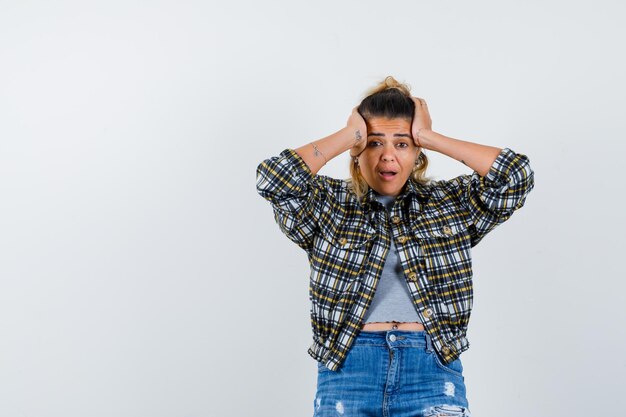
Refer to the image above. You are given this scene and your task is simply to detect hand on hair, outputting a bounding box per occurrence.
[411,97,432,148]
[347,106,368,157]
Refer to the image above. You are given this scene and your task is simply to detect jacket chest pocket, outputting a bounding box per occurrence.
[411,211,473,285]
[310,215,376,289]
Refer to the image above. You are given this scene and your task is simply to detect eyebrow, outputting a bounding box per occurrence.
[368,132,412,138]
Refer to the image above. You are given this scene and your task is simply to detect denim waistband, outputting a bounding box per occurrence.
[353,329,432,350]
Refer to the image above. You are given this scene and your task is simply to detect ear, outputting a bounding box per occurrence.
[414,149,423,165]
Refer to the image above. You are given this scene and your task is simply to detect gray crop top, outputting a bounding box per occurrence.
[362,194,422,324]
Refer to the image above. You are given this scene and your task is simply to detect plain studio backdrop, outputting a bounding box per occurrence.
[1,1,624,416]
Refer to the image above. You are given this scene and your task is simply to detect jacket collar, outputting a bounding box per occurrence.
[361,178,432,211]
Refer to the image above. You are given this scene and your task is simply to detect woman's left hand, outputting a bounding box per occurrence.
[411,96,432,148]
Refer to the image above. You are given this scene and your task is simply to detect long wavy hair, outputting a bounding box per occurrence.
[349,76,431,198]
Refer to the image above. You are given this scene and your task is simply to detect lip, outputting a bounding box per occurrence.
[378,169,398,181]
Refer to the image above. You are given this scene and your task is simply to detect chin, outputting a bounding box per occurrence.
[375,185,401,197]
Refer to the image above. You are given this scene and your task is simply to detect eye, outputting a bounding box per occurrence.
[368,140,382,147]
[396,142,409,148]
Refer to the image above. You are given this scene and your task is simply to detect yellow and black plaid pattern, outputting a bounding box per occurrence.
[256,147,535,371]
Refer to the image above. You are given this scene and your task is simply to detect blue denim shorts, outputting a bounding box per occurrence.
[313,330,472,417]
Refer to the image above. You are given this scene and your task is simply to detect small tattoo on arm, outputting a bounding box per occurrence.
[310,142,328,164]
[355,130,362,142]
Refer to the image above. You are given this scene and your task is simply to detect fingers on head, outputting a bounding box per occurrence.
[412,96,427,106]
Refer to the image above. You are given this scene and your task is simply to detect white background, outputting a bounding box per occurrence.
[1,1,625,416]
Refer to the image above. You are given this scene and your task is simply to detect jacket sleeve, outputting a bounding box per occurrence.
[440,147,535,247]
[256,148,326,252]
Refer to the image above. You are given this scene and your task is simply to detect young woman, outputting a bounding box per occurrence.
[256,76,535,417]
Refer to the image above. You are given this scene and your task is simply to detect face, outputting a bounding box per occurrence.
[357,117,420,197]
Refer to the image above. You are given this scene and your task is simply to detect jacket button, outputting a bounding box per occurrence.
[443,225,453,235]
[423,308,433,318]
[407,272,417,281]
[397,236,408,244]
[442,346,451,355]
[392,216,401,224]
[338,237,348,246]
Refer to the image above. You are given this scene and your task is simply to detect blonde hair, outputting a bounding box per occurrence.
[362,75,412,99]
[348,76,432,198]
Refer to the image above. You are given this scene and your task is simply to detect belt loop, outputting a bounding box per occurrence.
[425,332,433,352]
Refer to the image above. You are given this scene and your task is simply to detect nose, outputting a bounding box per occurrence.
[381,145,395,162]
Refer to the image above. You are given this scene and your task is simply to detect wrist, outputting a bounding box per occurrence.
[416,128,433,149]
[341,125,365,152]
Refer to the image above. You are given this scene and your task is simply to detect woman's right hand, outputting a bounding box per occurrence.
[347,106,367,157]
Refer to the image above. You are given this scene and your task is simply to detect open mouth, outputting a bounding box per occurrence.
[378,170,398,180]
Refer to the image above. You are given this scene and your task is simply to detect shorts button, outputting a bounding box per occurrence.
[389,334,397,342]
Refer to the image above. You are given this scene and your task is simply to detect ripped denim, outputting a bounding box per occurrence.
[313,330,471,417]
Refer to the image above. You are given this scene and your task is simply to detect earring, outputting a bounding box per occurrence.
[414,154,423,170]
[354,157,359,165]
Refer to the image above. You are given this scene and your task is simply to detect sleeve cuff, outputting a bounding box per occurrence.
[482,147,523,185]
[282,148,314,182]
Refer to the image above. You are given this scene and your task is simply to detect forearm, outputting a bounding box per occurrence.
[294,126,361,175]
[418,129,502,177]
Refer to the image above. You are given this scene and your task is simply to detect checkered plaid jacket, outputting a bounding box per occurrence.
[256,147,535,371]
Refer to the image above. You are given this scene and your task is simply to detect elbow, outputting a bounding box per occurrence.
[256,159,276,197]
